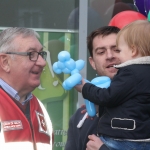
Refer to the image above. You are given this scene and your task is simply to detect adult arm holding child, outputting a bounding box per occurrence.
[86,135,109,150]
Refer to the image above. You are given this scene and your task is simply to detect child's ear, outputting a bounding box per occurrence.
[131,45,138,57]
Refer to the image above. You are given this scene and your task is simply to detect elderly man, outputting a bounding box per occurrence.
[0,27,53,150]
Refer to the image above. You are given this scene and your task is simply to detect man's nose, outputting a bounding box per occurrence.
[36,55,46,67]
[106,49,114,59]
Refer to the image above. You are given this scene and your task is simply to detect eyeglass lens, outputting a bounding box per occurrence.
[29,51,47,61]
[40,51,47,60]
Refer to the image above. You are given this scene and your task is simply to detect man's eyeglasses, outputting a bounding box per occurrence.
[5,51,47,61]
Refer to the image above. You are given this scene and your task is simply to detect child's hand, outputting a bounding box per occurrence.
[74,78,86,92]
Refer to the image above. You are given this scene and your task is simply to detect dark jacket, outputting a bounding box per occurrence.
[82,57,150,140]
[65,107,109,150]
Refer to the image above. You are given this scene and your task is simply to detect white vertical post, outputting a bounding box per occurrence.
[78,0,88,106]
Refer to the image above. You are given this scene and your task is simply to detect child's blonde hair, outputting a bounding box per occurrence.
[116,20,150,56]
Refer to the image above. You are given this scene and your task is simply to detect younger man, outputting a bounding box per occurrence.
[65,26,120,150]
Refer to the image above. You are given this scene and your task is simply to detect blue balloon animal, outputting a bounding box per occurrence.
[52,51,111,117]
[84,76,111,117]
[52,51,85,90]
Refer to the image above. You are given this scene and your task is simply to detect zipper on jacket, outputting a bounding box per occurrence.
[25,102,37,150]
[28,120,37,150]
[96,107,106,137]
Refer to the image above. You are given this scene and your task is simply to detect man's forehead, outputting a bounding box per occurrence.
[93,34,117,49]
[13,41,42,54]
[94,33,116,42]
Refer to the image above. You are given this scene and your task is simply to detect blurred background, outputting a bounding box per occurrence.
[0,0,148,149]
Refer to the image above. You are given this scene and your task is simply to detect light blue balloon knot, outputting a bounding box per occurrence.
[52,51,111,117]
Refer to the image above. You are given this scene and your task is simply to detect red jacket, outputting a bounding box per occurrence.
[0,88,52,150]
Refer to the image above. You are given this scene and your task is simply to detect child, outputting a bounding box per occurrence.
[75,20,150,150]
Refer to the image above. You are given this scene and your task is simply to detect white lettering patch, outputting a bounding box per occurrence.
[35,111,49,136]
[2,120,23,131]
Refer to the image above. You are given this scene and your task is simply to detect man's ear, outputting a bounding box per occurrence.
[89,57,96,70]
[0,54,10,72]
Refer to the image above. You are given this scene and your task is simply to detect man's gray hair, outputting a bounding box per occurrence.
[0,27,40,53]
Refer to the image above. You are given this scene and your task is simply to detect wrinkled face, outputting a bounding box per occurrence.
[9,35,46,93]
[116,36,136,63]
[89,34,121,79]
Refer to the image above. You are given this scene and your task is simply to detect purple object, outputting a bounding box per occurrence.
[144,0,150,15]
[134,0,147,16]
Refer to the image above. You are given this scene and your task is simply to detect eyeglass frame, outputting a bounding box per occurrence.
[5,51,47,61]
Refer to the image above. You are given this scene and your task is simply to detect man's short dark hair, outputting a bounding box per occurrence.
[87,26,120,57]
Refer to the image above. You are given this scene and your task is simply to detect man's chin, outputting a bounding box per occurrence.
[108,72,117,79]
[31,81,41,89]
[106,68,118,79]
